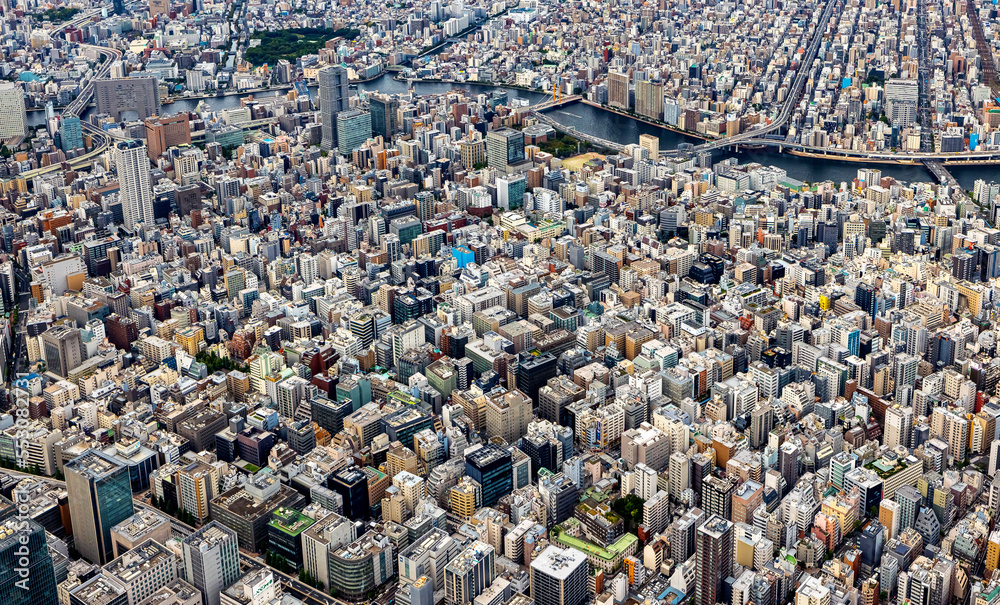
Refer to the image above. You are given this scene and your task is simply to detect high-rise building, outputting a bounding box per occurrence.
[41,325,83,378]
[369,94,399,139]
[145,114,192,160]
[336,110,372,155]
[486,129,525,172]
[0,82,28,140]
[65,449,136,564]
[328,465,369,520]
[894,485,921,530]
[181,522,240,605]
[702,476,736,520]
[829,452,856,490]
[465,445,512,507]
[0,517,57,605]
[318,66,349,150]
[95,78,160,121]
[607,71,629,109]
[515,351,557,404]
[879,500,900,540]
[695,515,733,605]
[885,405,914,449]
[796,576,831,605]
[60,116,84,152]
[529,545,587,605]
[779,441,801,492]
[113,140,154,231]
[443,541,495,605]
[639,134,659,160]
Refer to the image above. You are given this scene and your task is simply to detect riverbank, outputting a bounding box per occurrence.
[579,100,709,142]
[783,148,1000,165]
[391,76,546,97]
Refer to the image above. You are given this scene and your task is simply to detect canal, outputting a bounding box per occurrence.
[29,73,984,190]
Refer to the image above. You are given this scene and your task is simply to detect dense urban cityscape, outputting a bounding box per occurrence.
[1,5,1000,605]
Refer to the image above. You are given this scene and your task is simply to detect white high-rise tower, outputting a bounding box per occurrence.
[113,140,154,231]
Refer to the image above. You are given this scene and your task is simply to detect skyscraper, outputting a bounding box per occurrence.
[65,449,135,564]
[529,545,587,605]
[113,140,154,231]
[336,109,372,155]
[370,94,399,139]
[0,517,57,605]
[0,82,27,140]
[695,515,733,605]
[181,522,240,605]
[318,65,349,151]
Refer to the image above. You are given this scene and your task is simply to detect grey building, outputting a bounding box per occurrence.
[318,66,349,151]
[65,449,135,565]
[529,545,587,605]
[180,522,240,605]
[95,77,161,121]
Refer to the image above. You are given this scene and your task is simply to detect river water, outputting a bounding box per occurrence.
[30,73,983,189]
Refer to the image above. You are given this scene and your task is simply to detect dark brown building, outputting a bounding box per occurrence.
[145,114,192,160]
[106,313,139,351]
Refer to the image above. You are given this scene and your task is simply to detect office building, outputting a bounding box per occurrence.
[465,445,512,507]
[181,522,240,605]
[370,94,399,139]
[0,82,27,140]
[65,449,136,565]
[149,0,168,15]
[42,325,84,378]
[103,539,177,605]
[69,575,128,605]
[267,507,315,572]
[486,129,525,172]
[113,140,154,231]
[318,66,349,150]
[529,545,587,605]
[444,541,495,605]
[146,115,192,160]
[60,116,84,152]
[0,517,57,605]
[336,110,371,155]
[95,77,160,121]
[328,465,369,520]
[209,474,301,552]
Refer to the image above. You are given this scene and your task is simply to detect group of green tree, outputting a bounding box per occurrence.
[0,456,62,479]
[196,350,249,374]
[538,134,588,158]
[265,550,293,573]
[245,28,361,65]
[40,7,80,20]
[151,494,201,526]
[611,494,644,534]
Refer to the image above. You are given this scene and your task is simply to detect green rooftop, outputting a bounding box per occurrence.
[268,507,315,536]
[552,526,638,562]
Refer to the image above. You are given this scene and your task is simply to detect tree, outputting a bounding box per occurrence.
[0,145,10,158]
[611,494,645,534]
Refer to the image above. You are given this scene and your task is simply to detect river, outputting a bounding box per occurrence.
[29,73,983,189]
